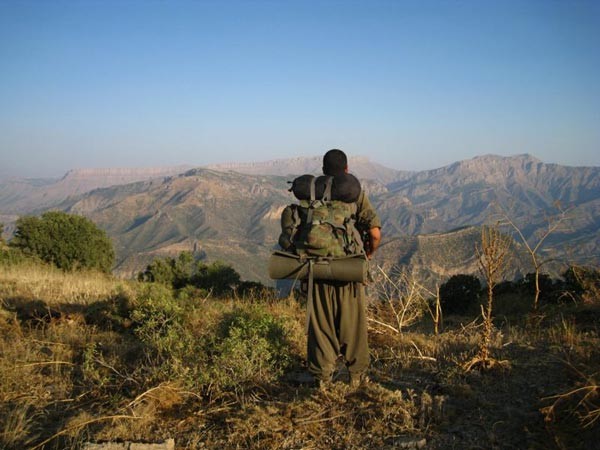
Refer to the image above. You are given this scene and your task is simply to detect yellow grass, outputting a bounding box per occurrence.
[0,262,129,305]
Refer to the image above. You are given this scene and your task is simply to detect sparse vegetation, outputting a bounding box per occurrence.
[1,255,598,449]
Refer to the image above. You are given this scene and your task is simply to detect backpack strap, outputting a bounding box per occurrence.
[306,176,317,227]
[322,176,333,201]
[305,258,315,333]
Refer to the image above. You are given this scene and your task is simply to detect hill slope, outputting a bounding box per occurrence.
[63,169,291,281]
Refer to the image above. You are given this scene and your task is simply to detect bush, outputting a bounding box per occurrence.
[563,266,600,302]
[517,273,564,304]
[129,284,199,385]
[493,280,517,295]
[211,307,295,387]
[440,274,481,314]
[138,253,242,297]
[193,261,240,296]
[129,287,297,389]
[9,211,114,272]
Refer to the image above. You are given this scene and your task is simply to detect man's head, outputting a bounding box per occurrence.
[323,149,348,176]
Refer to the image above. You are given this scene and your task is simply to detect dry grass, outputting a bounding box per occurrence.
[1,261,599,449]
[0,262,126,305]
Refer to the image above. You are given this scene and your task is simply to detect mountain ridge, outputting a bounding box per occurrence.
[2,154,599,284]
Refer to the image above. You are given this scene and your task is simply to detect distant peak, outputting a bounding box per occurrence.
[60,165,193,180]
[470,153,542,163]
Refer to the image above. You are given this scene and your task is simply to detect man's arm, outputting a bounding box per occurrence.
[366,227,381,259]
[355,190,382,258]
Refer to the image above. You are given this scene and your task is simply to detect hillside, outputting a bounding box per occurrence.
[374,226,536,289]
[374,154,600,263]
[63,168,291,281]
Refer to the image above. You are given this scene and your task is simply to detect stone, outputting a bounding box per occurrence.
[83,440,175,450]
[393,436,427,449]
[130,439,175,450]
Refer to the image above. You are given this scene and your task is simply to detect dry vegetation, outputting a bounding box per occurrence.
[1,260,599,450]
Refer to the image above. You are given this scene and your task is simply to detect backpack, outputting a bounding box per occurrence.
[278,175,365,258]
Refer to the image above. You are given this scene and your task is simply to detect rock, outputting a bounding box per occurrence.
[83,440,174,450]
[83,444,127,450]
[393,436,427,449]
[130,439,175,450]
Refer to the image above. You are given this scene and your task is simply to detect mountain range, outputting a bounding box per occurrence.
[1,154,598,285]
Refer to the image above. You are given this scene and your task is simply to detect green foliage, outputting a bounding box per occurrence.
[128,284,296,389]
[138,252,244,298]
[138,257,175,285]
[9,211,114,272]
[129,283,200,385]
[138,252,194,288]
[130,284,189,356]
[440,274,481,314]
[235,280,273,300]
[193,261,240,296]
[211,307,295,387]
[0,246,31,266]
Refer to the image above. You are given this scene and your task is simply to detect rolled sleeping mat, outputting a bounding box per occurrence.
[268,251,368,283]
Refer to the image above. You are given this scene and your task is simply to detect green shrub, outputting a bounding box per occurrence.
[210,307,295,387]
[9,211,114,272]
[440,274,481,314]
[193,261,240,297]
[129,284,200,385]
[138,253,243,298]
[138,251,195,288]
[128,285,298,390]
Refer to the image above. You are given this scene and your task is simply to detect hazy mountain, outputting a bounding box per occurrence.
[3,154,598,284]
[0,165,194,214]
[46,154,598,285]
[207,155,410,185]
[374,154,600,264]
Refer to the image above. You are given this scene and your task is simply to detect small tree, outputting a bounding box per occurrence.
[138,257,177,286]
[10,211,114,272]
[499,203,571,311]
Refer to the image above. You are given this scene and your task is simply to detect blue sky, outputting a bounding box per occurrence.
[0,0,598,177]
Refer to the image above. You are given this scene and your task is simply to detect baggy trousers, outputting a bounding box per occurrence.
[307,280,369,380]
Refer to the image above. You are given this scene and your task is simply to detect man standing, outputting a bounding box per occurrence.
[307,149,381,387]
